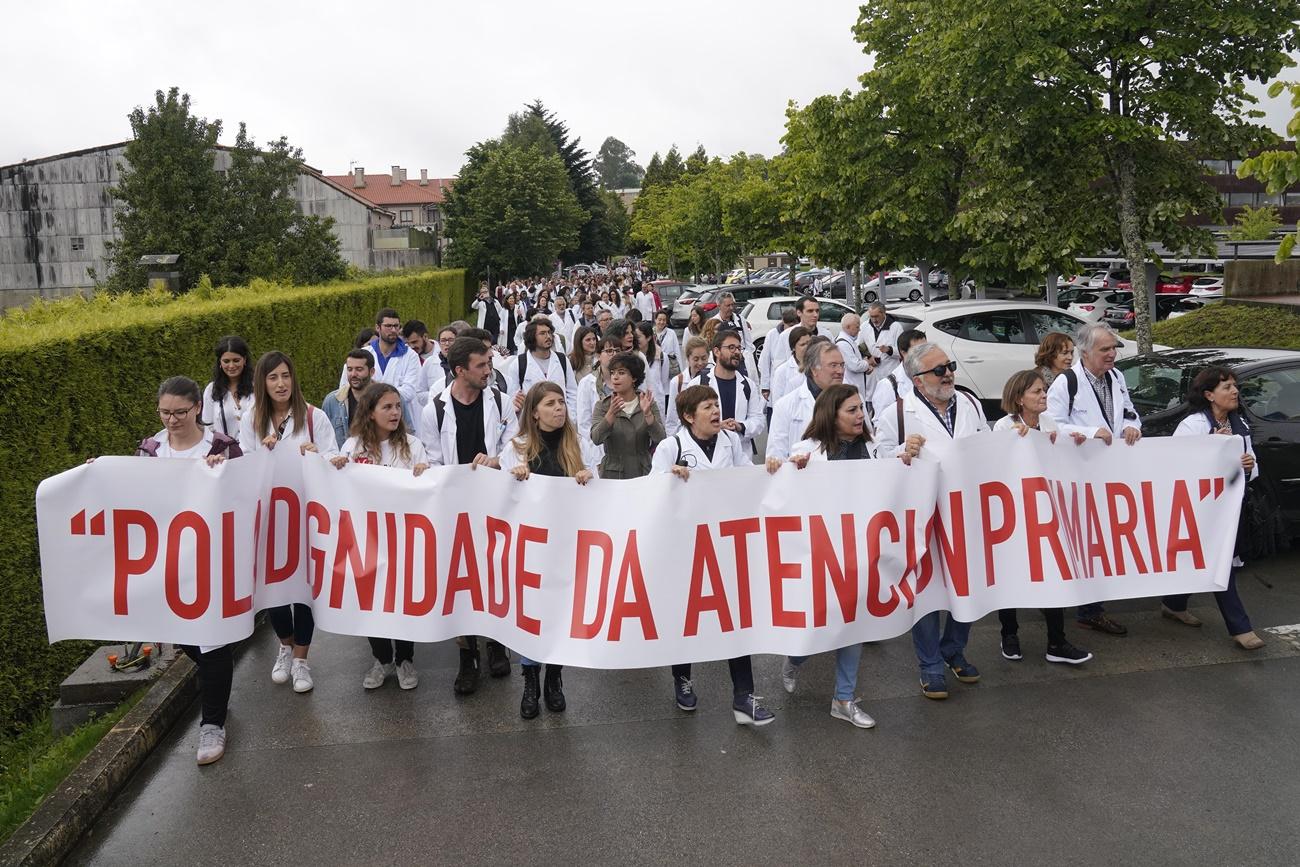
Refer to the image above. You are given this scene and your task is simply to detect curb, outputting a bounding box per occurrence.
[0,654,198,866]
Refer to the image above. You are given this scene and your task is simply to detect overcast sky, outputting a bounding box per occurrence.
[2,0,1295,176]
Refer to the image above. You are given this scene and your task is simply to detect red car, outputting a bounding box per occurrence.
[1112,273,1191,294]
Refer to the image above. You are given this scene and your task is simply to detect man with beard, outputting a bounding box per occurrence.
[322,349,374,448]
[686,328,765,454]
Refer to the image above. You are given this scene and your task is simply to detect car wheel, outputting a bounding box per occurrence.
[864,291,877,303]
[908,289,921,302]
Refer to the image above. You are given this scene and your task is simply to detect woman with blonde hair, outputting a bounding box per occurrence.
[501,381,594,718]
[330,382,430,690]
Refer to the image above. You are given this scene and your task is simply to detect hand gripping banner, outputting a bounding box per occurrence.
[37,432,1244,667]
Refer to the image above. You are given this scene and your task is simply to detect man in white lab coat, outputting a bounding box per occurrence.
[340,307,422,433]
[766,341,845,461]
[507,318,579,411]
[835,313,872,403]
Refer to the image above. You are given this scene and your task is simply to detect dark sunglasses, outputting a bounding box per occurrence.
[923,361,958,377]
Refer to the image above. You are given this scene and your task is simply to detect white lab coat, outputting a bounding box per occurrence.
[864,319,905,385]
[238,405,339,457]
[507,350,579,410]
[766,382,818,461]
[575,372,608,469]
[664,367,704,436]
[472,296,505,332]
[759,323,833,391]
[650,428,748,473]
[1174,412,1259,481]
[788,437,876,463]
[835,333,872,402]
[339,434,428,469]
[655,327,681,373]
[769,357,803,406]
[1045,361,1141,440]
[419,386,518,466]
[634,290,659,320]
[201,382,255,440]
[873,390,988,461]
[869,371,914,422]
[686,366,766,445]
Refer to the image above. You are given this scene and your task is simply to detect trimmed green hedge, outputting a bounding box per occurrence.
[0,270,469,738]
[1150,299,1300,349]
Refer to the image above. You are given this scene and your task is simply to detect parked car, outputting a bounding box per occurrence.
[743,295,857,354]
[666,284,705,328]
[794,268,833,291]
[1068,290,1133,323]
[1165,297,1213,320]
[1190,276,1225,298]
[1102,294,1195,329]
[1087,270,1110,288]
[861,273,928,303]
[689,284,786,323]
[1053,285,1088,309]
[649,280,692,310]
[887,300,1140,414]
[1117,347,1300,534]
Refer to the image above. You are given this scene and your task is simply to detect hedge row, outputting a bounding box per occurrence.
[0,270,470,738]
[1150,299,1300,349]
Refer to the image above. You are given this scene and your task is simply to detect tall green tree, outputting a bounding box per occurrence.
[444,139,585,279]
[1239,82,1300,258]
[593,137,645,189]
[856,0,1300,351]
[106,88,224,292]
[106,87,346,292]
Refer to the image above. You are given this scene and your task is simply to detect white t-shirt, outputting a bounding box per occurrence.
[339,434,427,469]
[151,428,215,459]
[992,413,1058,434]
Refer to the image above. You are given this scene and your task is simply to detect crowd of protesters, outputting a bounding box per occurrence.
[103,272,1266,765]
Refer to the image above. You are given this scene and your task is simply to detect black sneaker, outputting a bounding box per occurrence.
[1046,642,1093,665]
[486,641,511,678]
[453,647,480,696]
[674,675,697,711]
[1001,635,1023,661]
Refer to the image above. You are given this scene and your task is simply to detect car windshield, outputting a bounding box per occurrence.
[1117,350,1256,415]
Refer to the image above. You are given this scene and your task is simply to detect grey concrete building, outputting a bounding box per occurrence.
[0,143,437,309]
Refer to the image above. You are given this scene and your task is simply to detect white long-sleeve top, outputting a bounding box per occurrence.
[339,433,428,469]
[1174,411,1259,481]
[238,405,339,457]
[506,350,579,410]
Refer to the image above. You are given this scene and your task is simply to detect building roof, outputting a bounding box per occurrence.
[324,173,454,206]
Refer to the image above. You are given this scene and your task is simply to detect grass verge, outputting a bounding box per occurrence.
[1150,300,1300,349]
[0,689,143,844]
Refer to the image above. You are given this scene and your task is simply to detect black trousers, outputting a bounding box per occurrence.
[368,638,414,665]
[180,644,233,728]
[998,608,1066,647]
[671,657,754,696]
[269,603,314,646]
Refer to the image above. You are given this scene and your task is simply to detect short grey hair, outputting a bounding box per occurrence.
[841,313,860,329]
[803,338,839,373]
[719,291,736,304]
[1075,322,1118,353]
[904,342,944,378]
[867,301,886,314]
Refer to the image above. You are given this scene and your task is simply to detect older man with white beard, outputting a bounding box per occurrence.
[874,342,988,701]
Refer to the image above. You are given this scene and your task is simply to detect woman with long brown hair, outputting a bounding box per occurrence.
[569,325,600,381]
[500,381,594,719]
[765,383,877,728]
[330,382,431,690]
[239,350,338,694]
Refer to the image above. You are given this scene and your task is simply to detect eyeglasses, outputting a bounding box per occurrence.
[158,407,195,421]
[922,361,958,377]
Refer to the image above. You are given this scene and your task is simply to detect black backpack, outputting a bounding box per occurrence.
[517,351,568,392]
[433,387,504,433]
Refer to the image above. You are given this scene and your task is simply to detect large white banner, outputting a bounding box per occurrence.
[38,432,1244,666]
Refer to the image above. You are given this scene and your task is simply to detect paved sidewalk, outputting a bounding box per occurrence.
[69,558,1300,866]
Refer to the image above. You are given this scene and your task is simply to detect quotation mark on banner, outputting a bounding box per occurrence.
[1198,478,1226,501]
[70,510,107,536]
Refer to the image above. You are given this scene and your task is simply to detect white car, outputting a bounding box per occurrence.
[742,295,855,352]
[884,300,1141,410]
[861,273,928,303]
[1067,290,1133,323]
[1086,270,1110,289]
[1189,277,1224,298]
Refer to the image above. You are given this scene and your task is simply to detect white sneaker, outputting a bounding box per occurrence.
[271,645,293,684]
[396,660,418,690]
[291,659,314,693]
[781,658,800,694]
[830,698,876,729]
[363,660,393,690]
[196,724,226,765]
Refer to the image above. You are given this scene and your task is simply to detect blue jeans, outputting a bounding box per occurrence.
[911,611,971,677]
[1162,568,1252,636]
[789,643,864,701]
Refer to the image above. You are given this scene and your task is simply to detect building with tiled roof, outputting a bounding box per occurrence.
[324,167,455,231]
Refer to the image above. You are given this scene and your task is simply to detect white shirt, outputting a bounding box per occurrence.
[201,382,255,439]
[646,350,670,401]
[650,429,748,473]
[655,328,681,373]
[770,357,803,406]
[664,368,703,436]
[339,434,428,469]
[873,390,988,461]
[834,333,872,402]
[238,405,339,457]
[151,428,217,459]
[635,290,659,320]
[508,350,579,409]
[759,322,832,390]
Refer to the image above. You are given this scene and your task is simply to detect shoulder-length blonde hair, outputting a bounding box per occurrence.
[252,351,308,439]
[349,382,412,464]
[511,381,585,476]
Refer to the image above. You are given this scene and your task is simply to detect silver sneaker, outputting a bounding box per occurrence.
[830,698,876,729]
[363,660,394,689]
[291,659,314,693]
[270,645,293,684]
[781,658,800,694]
[396,660,418,690]
[196,724,226,765]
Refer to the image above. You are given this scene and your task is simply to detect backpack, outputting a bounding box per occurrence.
[1063,368,1079,415]
[697,369,752,403]
[433,388,504,433]
[894,391,979,440]
[518,351,568,393]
